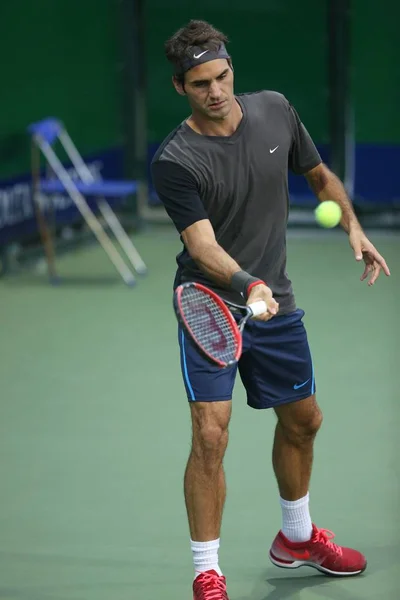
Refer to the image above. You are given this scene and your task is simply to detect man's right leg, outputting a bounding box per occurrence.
[186,401,231,600]
[178,327,237,598]
[185,399,232,542]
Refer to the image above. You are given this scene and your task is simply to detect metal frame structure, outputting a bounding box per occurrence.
[30,120,147,286]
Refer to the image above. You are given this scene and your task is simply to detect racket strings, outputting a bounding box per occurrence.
[180,287,238,364]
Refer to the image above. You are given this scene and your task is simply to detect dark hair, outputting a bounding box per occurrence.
[165,19,229,83]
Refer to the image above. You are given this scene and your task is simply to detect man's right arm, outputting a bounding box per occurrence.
[182,219,279,319]
[151,160,278,318]
[181,218,241,287]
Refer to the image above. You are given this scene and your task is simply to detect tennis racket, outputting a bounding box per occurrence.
[173,282,267,368]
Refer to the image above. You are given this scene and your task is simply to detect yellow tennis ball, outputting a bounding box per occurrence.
[314,201,342,228]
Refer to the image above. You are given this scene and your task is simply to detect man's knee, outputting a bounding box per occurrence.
[276,396,323,446]
[195,424,229,455]
[190,401,231,459]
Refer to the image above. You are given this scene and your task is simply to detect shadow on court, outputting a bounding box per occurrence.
[233,572,352,600]
[260,573,363,600]
[235,542,400,600]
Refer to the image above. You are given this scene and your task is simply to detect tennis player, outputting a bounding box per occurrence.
[151,19,390,600]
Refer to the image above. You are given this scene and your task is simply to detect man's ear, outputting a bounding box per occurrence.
[172,75,186,96]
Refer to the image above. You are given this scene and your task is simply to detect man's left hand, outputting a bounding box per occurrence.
[348,227,391,286]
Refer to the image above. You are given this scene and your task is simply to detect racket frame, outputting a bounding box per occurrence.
[174,282,243,368]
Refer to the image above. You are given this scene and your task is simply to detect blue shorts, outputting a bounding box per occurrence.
[178,308,315,410]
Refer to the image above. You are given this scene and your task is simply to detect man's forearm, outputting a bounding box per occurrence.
[189,241,266,299]
[189,241,242,288]
[181,220,264,295]
[307,165,361,234]
[318,172,360,234]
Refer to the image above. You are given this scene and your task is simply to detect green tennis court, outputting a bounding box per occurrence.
[0,228,398,599]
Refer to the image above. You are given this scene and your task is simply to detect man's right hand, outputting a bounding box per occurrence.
[246,284,279,322]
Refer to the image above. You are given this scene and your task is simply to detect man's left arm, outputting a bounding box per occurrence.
[305,163,391,286]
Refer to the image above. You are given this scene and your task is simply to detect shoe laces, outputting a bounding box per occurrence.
[313,527,343,556]
[195,571,227,599]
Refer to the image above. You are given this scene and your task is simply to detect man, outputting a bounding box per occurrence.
[151,19,390,600]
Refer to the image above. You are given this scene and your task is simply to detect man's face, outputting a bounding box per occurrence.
[175,59,234,121]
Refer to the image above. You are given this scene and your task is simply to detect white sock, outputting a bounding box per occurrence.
[280,492,313,542]
[191,538,222,578]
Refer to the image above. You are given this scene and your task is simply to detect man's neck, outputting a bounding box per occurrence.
[187,99,242,137]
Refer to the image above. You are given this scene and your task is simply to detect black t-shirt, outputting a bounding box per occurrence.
[151,90,321,314]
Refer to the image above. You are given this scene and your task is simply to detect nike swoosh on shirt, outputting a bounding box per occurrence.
[270,145,279,153]
[193,50,209,59]
[293,378,311,390]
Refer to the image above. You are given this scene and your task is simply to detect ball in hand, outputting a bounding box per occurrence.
[314,201,342,228]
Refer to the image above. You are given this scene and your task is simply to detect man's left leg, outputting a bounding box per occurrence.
[273,394,321,540]
[273,394,321,502]
[270,393,367,575]
[238,310,367,576]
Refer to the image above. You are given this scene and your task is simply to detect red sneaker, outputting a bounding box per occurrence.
[193,570,229,600]
[269,524,367,576]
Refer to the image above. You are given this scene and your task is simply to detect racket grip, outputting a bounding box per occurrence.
[248,300,267,317]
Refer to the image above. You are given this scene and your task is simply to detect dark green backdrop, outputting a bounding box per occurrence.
[145,0,328,145]
[0,0,398,181]
[0,0,122,180]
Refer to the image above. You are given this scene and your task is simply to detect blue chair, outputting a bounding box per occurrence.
[28,118,147,285]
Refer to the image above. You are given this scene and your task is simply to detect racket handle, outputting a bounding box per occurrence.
[248,300,267,317]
